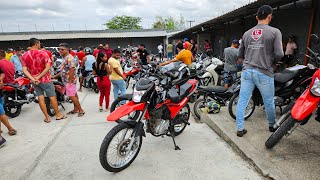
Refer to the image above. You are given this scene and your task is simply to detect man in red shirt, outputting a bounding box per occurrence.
[0,51,15,84]
[99,43,113,59]
[69,48,76,57]
[22,38,66,123]
[76,47,86,66]
[93,46,99,58]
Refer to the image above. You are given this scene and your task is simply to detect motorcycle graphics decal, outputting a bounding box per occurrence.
[251,29,263,41]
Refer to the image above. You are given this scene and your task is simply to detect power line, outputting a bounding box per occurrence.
[186,20,195,28]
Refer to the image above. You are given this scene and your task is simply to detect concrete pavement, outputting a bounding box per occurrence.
[202,105,320,180]
[0,84,262,180]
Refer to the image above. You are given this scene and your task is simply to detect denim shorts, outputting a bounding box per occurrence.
[223,71,237,85]
[0,97,4,115]
[33,82,56,97]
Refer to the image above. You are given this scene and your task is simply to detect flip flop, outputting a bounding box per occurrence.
[56,115,67,121]
[78,112,85,117]
[44,119,51,123]
[67,110,78,115]
[8,129,17,136]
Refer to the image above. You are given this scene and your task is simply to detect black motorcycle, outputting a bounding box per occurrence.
[228,66,315,120]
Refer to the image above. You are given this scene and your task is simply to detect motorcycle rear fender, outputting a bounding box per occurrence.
[107,101,146,121]
[291,89,320,121]
[2,86,15,92]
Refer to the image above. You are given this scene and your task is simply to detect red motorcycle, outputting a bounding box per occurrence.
[123,60,140,89]
[45,79,67,116]
[265,34,320,149]
[99,65,198,172]
[3,77,36,118]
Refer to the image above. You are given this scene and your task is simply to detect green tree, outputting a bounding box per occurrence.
[152,16,184,30]
[105,15,142,29]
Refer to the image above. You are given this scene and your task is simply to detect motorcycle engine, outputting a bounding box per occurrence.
[149,106,170,135]
[26,93,35,102]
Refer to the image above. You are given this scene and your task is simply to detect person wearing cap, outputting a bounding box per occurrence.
[236,5,284,137]
[5,48,14,61]
[183,38,192,51]
[223,40,240,89]
[10,47,23,74]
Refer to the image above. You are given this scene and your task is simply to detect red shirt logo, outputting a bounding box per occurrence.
[251,29,263,41]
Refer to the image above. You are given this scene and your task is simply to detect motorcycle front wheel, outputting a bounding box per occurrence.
[265,115,296,149]
[4,94,22,118]
[99,123,142,172]
[228,91,255,120]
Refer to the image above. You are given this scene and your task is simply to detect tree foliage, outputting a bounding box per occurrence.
[105,15,142,30]
[152,15,185,30]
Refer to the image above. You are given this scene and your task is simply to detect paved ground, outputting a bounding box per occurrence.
[0,84,262,180]
[202,105,320,180]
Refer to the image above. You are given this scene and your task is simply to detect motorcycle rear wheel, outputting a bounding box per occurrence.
[99,123,142,172]
[45,97,56,117]
[265,115,296,149]
[4,94,22,118]
[193,98,206,120]
[228,91,255,120]
[173,103,190,136]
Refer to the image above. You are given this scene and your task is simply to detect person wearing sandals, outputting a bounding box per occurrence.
[59,43,85,117]
[22,38,67,123]
[93,52,112,112]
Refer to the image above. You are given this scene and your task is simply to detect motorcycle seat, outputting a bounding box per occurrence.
[198,86,227,93]
[274,69,299,83]
[52,80,65,86]
[168,83,193,103]
[136,78,155,91]
[4,83,20,89]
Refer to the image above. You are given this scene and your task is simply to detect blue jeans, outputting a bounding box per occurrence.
[236,69,275,131]
[0,97,4,115]
[167,52,173,60]
[111,80,126,101]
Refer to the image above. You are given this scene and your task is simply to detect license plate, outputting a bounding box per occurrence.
[94,77,97,82]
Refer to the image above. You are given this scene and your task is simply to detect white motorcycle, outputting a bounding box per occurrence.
[200,57,224,86]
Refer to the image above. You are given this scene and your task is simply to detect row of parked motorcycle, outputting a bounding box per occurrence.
[98,34,320,173]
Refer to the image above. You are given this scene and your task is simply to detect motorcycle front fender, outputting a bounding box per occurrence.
[107,101,146,121]
[201,72,212,78]
[291,89,320,121]
[118,120,146,137]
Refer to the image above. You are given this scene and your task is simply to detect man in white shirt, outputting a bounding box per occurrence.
[157,43,164,62]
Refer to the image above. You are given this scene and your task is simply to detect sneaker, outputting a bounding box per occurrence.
[269,126,278,132]
[0,137,6,148]
[237,129,247,137]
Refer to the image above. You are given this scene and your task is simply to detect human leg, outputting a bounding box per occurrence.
[111,80,120,100]
[236,69,255,132]
[253,69,276,128]
[0,97,16,134]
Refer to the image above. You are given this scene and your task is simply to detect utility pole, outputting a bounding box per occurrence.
[186,20,195,28]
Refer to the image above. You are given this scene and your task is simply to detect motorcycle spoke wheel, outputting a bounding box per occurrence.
[229,91,255,120]
[99,123,142,172]
[173,104,190,136]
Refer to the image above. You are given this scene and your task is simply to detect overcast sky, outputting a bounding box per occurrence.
[1,0,254,32]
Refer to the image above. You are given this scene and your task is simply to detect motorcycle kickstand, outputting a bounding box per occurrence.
[170,133,181,150]
[60,102,66,111]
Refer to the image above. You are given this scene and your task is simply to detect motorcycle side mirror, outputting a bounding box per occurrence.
[311,34,319,45]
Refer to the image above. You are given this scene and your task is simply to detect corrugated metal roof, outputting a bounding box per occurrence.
[171,0,309,38]
[0,29,169,41]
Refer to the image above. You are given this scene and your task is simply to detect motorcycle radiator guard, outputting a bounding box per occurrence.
[291,89,320,121]
[107,101,146,121]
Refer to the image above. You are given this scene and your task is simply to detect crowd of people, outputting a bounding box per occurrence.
[0,5,301,148]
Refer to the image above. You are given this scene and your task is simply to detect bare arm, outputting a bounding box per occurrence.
[35,63,51,81]
[22,67,37,84]
[105,64,112,75]
[114,68,126,80]
[68,67,75,83]
[159,58,178,66]
[81,57,87,68]
[147,55,151,64]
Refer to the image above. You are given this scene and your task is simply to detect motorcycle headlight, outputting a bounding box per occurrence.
[311,77,320,96]
[133,88,146,103]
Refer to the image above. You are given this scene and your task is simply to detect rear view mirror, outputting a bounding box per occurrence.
[311,34,319,45]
